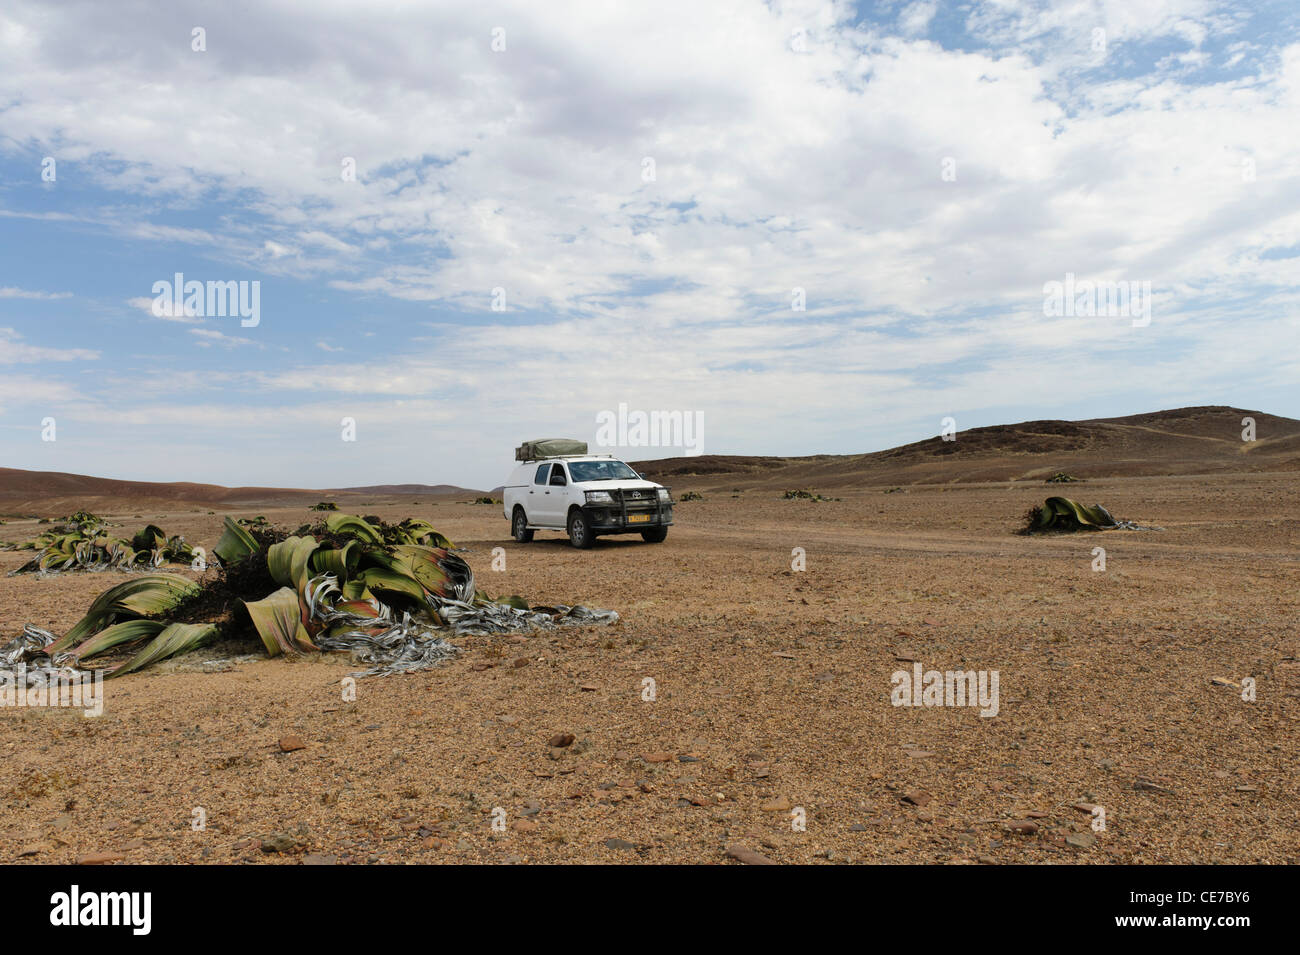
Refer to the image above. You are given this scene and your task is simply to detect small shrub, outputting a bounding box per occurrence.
[782,489,839,502]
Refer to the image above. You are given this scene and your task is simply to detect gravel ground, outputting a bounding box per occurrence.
[1,472,1296,864]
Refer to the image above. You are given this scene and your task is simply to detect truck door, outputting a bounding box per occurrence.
[533,463,568,527]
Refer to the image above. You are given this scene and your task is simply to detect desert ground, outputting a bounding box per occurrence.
[1,467,1296,864]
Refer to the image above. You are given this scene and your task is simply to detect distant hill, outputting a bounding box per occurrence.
[333,484,475,496]
[632,406,1300,489]
[0,469,487,516]
[2,406,1293,514]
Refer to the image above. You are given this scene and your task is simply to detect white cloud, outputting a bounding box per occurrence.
[898,1,937,37]
[0,327,97,363]
[0,287,71,300]
[190,328,260,348]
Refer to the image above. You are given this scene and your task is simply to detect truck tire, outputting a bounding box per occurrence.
[512,507,534,543]
[641,526,668,543]
[567,508,594,549]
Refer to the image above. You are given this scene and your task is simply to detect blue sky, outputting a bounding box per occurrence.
[1,0,1297,490]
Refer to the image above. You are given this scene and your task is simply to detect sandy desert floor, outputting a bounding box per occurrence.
[1,471,1296,864]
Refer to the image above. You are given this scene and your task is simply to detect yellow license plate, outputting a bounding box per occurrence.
[628,514,651,523]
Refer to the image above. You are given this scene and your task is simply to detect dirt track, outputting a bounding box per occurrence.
[1,472,1297,864]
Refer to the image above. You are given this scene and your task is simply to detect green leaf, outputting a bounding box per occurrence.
[244,587,315,656]
[356,566,427,605]
[310,540,360,579]
[214,516,261,565]
[66,619,167,663]
[46,574,200,654]
[108,623,218,678]
[323,513,383,544]
[388,545,474,601]
[395,518,455,548]
[267,535,320,589]
[131,524,167,553]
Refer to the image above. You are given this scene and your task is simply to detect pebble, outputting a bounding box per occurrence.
[725,844,776,865]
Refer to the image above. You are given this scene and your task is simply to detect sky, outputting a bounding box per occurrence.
[1,0,1298,491]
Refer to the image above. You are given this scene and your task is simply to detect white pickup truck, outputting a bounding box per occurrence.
[503,445,673,549]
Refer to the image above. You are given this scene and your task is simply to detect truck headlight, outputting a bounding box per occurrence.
[585,491,614,504]
[656,488,671,502]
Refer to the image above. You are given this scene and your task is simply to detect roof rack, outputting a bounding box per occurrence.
[521,452,615,462]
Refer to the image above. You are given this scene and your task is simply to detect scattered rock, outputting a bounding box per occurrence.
[261,832,303,853]
[761,796,792,812]
[549,733,575,748]
[76,851,125,865]
[278,735,306,753]
[725,844,776,865]
[902,790,932,808]
[642,752,674,763]
[1007,820,1039,835]
[604,838,636,851]
[1066,831,1097,849]
[301,853,338,865]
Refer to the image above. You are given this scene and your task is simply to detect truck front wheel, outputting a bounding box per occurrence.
[641,526,668,543]
[567,509,594,549]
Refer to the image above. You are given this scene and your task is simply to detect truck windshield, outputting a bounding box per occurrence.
[567,460,640,482]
